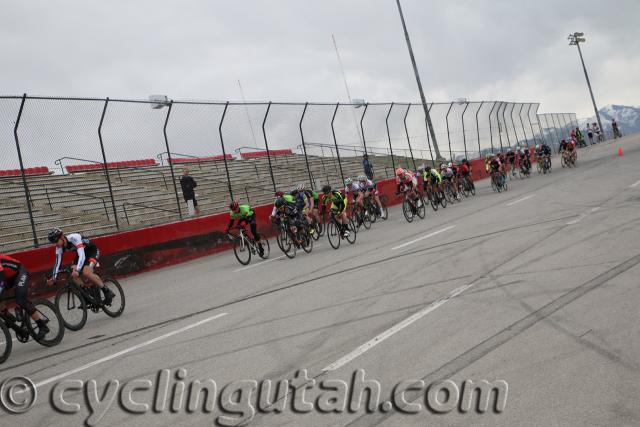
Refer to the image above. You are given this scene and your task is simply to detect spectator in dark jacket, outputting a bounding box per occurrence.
[180,167,200,216]
[362,154,374,180]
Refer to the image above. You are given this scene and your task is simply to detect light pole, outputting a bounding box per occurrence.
[395,0,442,160]
[568,32,604,140]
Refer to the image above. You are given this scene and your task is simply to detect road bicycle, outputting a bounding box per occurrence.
[491,171,508,193]
[400,189,426,223]
[228,225,270,266]
[327,210,357,249]
[53,266,125,331]
[0,297,65,363]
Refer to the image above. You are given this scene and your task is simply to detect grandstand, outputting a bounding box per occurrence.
[0,151,409,252]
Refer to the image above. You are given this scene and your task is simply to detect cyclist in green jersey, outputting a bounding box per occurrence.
[321,185,350,238]
[226,201,264,254]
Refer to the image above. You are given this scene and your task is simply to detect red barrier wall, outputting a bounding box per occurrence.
[240,149,292,159]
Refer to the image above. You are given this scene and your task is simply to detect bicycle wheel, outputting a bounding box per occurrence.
[283,230,297,259]
[233,235,251,265]
[27,299,65,347]
[402,199,414,223]
[561,155,566,168]
[346,218,357,244]
[55,285,88,331]
[0,321,11,364]
[444,185,455,203]
[361,211,372,230]
[439,191,447,208]
[461,182,470,197]
[301,230,313,253]
[416,196,426,219]
[311,222,321,241]
[276,226,290,253]
[257,238,270,259]
[537,161,542,174]
[427,191,438,211]
[327,221,341,249]
[468,179,476,196]
[102,278,126,318]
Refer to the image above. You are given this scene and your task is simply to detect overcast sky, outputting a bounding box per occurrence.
[1,0,638,118]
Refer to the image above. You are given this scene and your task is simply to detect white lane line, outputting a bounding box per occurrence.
[322,283,473,372]
[630,180,640,188]
[506,194,535,207]
[234,255,286,272]
[390,225,455,251]
[566,214,587,225]
[33,313,228,389]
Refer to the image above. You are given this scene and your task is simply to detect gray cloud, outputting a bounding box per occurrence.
[1,0,638,117]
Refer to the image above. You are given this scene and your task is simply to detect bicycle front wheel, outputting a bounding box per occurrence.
[55,285,88,331]
[416,196,426,219]
[257,238,271,259]
[346,218,357,244]
[0,320,11,364]
[402,199,414,223]
[102,278,126,318]
[327,221,341,249]
[233,236,252,265]
[27,299,65,347]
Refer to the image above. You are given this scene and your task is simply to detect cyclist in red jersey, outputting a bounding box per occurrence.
[0,254,49,338]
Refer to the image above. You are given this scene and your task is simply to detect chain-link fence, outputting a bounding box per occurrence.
[0,95,579,251]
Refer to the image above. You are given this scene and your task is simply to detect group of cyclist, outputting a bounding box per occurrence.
[0,228,112,341]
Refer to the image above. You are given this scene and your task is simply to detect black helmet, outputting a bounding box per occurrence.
[322,185,331,194]
[48,228,63,243]
[274,197,286,208]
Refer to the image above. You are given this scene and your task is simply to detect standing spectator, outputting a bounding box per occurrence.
[586,124,594,145]
[612,119,622,138]
[592,122,602,143]
[575,127,585,147]
[362,154,374,180]
[180,167,200,216]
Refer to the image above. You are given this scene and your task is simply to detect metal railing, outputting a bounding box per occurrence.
[0,94,580,251]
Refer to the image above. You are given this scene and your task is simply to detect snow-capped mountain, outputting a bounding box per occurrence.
[579,104,640,136]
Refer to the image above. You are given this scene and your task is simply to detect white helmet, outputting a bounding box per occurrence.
[344,177,352,185]
[447,162,452,168]
[357,175,367,181]
[296,183,305,191]
[440,163,447,169]
[535,144,540,150]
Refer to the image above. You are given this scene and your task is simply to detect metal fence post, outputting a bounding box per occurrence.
[402,104,417,170]
[97,98,120,229]
[518,103,528,146]
[218,101,234,199]
[330,103,345,184]
[13,94,38,247]
[163,101,183,219]
[359,103,369,156]
[461,101,470,160]
[261,102,277,193]
[385,103,396,171]
[445,102,454,160]
[550,114,562,153]
[497,102,505,151]
[527,104,536,145]
[298,102,314,188]
[424,103,435,162]
[475,101,485,159]
[511,103,521,146]
[488,101,497,154]
[503,103,512,148]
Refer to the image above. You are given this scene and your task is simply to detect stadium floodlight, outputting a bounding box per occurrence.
[567,32,604,140]
[149,94,170,109]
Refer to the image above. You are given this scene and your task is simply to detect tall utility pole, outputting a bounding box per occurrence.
[332,34,365,148]
[568,32,604,139]
[238,80,260,148]
[395,0,442,160]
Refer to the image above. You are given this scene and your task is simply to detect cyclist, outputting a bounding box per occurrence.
[357,175,385,219]
[440,163,460,200]
[534,144,542,163]
[290,184,316,235]
[422,165,443,200]
[541,142,552,170]
[395,167,419,204]
[484,155,493,174]
[489,155,505,186]
[459,159,474,189]
[0,254,49,339]
[225,201,264,255]
[269,191,286,223]
[302,186,323,228]
[344,177,365,224]
[321,185,350,238]
[519,146,531,174]
[46,228,114,305]
[506,150,517,176]
[566,138,577,163]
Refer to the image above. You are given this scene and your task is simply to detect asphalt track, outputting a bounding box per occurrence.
[3,135,640,426]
